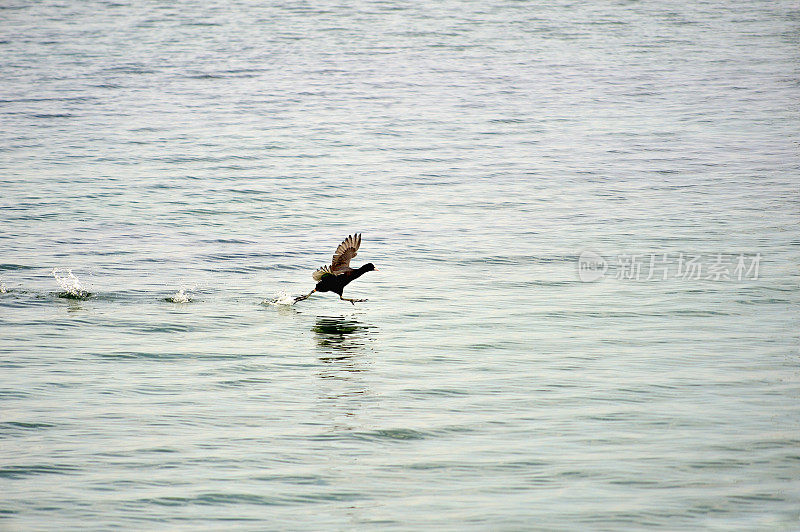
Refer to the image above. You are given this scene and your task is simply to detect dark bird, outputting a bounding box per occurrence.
[294,234,377,304]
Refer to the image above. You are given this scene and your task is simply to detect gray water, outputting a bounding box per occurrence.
[1,0,799,529]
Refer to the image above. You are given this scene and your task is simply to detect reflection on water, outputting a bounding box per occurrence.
[64,298,85,313]
[312,316,376,407]
[311,315,375,514]
[313,316,375,363]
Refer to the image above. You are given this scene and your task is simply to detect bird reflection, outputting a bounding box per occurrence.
[313,316,375,364]
[312,316,376,423]
[311,316,375,489]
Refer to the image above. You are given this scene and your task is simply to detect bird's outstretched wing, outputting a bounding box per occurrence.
[330,233,361,273]
[312,265,333,281]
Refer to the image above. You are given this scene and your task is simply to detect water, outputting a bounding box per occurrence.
[1,0,798,529]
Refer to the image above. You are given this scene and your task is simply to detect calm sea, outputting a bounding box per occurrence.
[1,0,798,529]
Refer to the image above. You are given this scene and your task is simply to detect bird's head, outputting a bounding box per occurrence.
[362,263,378,272]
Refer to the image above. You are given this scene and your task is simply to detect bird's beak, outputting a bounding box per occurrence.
[374,268,379,271]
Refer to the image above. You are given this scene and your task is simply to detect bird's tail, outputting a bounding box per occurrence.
[312,265,332,281]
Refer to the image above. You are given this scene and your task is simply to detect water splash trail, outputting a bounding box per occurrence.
[164,288,193,303]
[264,291,297,306]
[52,268,90,299]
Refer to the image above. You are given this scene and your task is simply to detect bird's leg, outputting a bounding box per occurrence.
[294,289,315,303]
[340,295,367,305]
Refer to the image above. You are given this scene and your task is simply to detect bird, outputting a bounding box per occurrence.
[294,234,377,304]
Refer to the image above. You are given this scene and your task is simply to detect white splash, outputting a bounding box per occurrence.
[0,278,6,294]
[52,268,88,298]
[168,288,192,303]
[266,291,296,306]
[165,284,198,303]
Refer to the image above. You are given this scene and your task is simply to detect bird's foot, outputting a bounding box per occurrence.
[294,289,316,303]
[340,297,367,305]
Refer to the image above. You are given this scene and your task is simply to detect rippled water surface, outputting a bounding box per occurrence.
[1,0,798,529]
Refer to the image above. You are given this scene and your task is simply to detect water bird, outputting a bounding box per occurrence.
[295,234,377,304]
